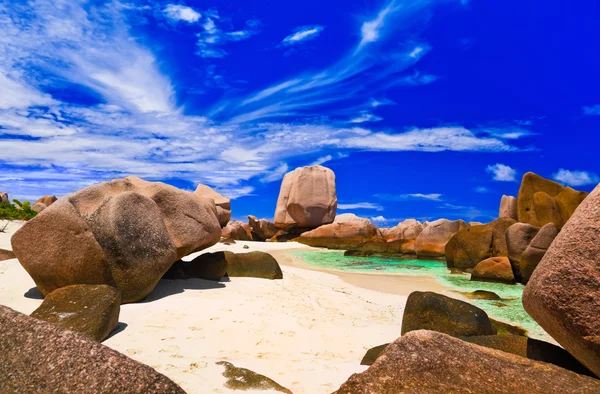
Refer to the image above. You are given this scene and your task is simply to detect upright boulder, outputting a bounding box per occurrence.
[402,291,496,337]
[523,184,600,377]
[334,331,600,394]
[414,219,468,258]
[517,172,587,228]
[30,284,120,341]
[11,176,222,303]
[194,184,231,227]
[248,215,277,241]
[0,191,8,203]
[297,220,379,250]
[0,305,185,393]
[499,195,518,220]
[445,217,516,269]
[274,165,337,230]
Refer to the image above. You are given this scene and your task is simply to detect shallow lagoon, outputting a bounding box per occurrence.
[292,250,550,341]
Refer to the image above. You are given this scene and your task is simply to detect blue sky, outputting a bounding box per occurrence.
[0,0,598,225]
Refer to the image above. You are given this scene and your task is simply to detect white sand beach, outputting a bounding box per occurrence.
[1,222,452,394]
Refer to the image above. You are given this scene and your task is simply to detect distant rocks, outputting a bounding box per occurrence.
[32,195,57,213]
[30,284,120,341]
[517,172,587,229]
[0,305,185,393]
[445,217,516,269]
[297,219,379,250]
[274,165,337,230]
[0,191,8,203]
[248,215,277,241]
[335,330,600,394]
[499,195,518,220]
[334,213,372,225]
[11,176,222,303]
[471,256,515,284]
[221,220,253,241]
[414,219,468,258]
[523,183,600,377]
[194,184,231,227]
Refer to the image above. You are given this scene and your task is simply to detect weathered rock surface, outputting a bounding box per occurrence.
[334,330,600,393]
[221,220,253,241]
[517,223,558,283]
[0,191,8,203]
[0,305,185,393]
[333,213,372,225]
[296,220,379,249]
[11,176,222,303]
[225,251,283,279]
[445,217,516,268]
[506,223,540,265]
[0,248,16,261]
[401,291,496,337]
[184,251,228,281]
[32,195,58,213]
[517,172,587,228]
[217,361,292,394]
[471,256,515,284]
[523,184,600,377]
[248,215,277,241]
[194,184,231,227]
[414,219,468,258]
[30,284,120,341]
[274,165,337,230]
[499,195,518,220]
[381,219,424,242]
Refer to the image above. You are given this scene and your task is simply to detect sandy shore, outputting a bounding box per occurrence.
[1,222,451,393]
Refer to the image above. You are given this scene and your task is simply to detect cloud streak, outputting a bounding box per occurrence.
[281,25,324,46]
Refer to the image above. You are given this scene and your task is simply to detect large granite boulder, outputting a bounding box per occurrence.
[445,217,516,268]
[30,284,120,341]
[248,215,277,241]
[334,213,372,225]
[523,184,600,377]
[194,184,231,227]
[0,305,185,393]
[183,251,229,281]
[381,219,424,241]
[0,191,8,203]
[334,330,600,393]
[0,248,16,261]
[499,195,518,220]
[414,219,468,258]
[221,220,253,241]
[225,251,283,280]
[11,176,222,303]
[32,195,58,213]
[274,165,337,230]
[401,291,496,337]
[471,256,515,284]
[506,223,541,264]
[297,220,379,249]
[517,223,558,283]
[517,172,588,229]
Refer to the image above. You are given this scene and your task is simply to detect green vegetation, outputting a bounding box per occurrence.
[0,199,38,221]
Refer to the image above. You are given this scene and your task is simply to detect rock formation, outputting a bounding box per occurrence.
[274,165,337,230]
[248,215,277,241]
[32,195,58,213]
[11,176,222,303]
[194,184,231,227]
[499,195,518,220]
[471,256,515,284]
[414,219,468,258]
[0,191,8,203]
[221,220,253,241]
[296,220,379,250]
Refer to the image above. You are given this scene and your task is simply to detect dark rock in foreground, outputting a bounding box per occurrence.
[334,330,600,394]
[0,305,185,394]
[30,284,120,342]
[184,252,228,281]
[226,251,283,280]
[0,248,16,261]
[217,361,292,394]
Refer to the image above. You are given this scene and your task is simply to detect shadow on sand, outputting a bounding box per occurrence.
[139,277,227,303]
[106,322,128,340]
[24,286,44,300]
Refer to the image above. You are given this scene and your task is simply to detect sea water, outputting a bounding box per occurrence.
[291,250,549,340]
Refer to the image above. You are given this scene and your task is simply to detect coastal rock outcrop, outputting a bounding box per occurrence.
[194,184,231,227]
[499,195,518,220]
[414,219,468,258]
[445,217,516,269]
[402,291,496,337]
[0,191,8,203]
[517,172,587,229]
[11,176,222,303]
[470,256,515,284]
[221,220,253,241]
[274,165,337,230]
[334,331,600,393]
[30,284,120,341]
[32,195,58,213]
[296,220,379,250]
[523,184,600,377]
[0,305,185,393]
[248,215,277,241]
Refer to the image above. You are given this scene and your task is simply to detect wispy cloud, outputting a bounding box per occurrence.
[196,13,261,58]
[163,4,201,23]
[281,25,324,46]
[486,163,517,181]
[338,202,384,211]
[376,193,442,201]
[359,1,398,48]
[553,169,599,187]
[261,163,289,183]
[349,112,383,123]
[583,105,600,116]
[474,186,490,193]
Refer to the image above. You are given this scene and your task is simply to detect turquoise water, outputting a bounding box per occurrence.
[291,250,549,340]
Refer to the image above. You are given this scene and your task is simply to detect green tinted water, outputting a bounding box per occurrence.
[291,250,549,340]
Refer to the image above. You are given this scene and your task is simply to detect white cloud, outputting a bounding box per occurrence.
[281,25,324,46]
[338,202,384,211]
[401,71,437,85]
[359,2,397,47]
[261,163,289,183]
[163,4,201,23]
[583,105,600,116]
[350,112,383,123]
[376,193,442,201]
[553,169,599,187]
[486,163,517,181]
[408,193,442,200]
[196,16,261,58]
